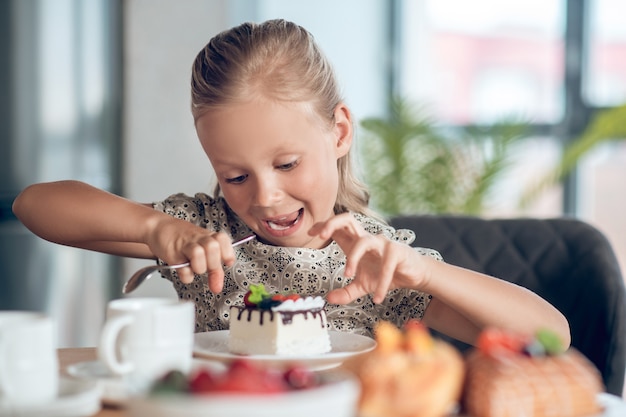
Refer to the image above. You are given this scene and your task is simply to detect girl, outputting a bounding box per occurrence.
[12,19,570,346]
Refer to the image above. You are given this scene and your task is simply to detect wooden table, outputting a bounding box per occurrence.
[58,347,126,417]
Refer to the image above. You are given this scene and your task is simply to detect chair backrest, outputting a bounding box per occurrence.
[390,214,626,396]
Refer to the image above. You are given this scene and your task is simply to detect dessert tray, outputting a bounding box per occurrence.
[193,330,376,370]
[0,377,101,417]
[127,370,359,417]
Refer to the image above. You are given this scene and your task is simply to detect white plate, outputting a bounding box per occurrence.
[193,330,376,370]
[127,370,359,417]
[455,393,626,417]
[0,377,101,417]
[66,358,223,407]
[597,393,626,417]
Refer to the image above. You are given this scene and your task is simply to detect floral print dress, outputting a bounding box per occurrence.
[154,193,441,337]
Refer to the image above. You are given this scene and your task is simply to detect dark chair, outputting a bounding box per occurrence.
[390,214,626,396]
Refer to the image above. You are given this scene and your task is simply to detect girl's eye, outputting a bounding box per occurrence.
[277,160,299,171]
[225,174,248,184]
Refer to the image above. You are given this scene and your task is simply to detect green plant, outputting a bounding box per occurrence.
[519,103,626,207]
[359,96,528,216]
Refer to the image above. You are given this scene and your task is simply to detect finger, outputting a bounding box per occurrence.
[343,235,378,277]
[186,245,208,275]
[326,284,367,305]
[177,266,196,285]
[344,233,388,278]
[207,269,225,293]
[310,213,359,241]
[372,244,399,303]
[199,232,237,266]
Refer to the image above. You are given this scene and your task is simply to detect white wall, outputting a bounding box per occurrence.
[122,0,230,298]
[120,1,389,298]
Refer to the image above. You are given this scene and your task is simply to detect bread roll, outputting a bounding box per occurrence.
[344,320,464,417]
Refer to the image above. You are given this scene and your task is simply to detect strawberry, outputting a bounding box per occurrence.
[477,327,528,356]
[227,358,259,375]
[189,369,216,394]
[243,291,255,307]
[214,373,285,394]
[285,294,301,301]
[214,359,286,394]
[283,366,319,389]
[272,294,287,302]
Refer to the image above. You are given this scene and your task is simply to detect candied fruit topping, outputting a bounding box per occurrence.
[241,283,302,310]
[245,283,270,305]
[477,327,565,357]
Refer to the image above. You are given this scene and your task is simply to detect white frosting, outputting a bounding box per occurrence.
[271,296,325,312]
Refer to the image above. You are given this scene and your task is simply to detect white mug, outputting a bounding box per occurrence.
[98,298,195,392]
[0,311,59,406]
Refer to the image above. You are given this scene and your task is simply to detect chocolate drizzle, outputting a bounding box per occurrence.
[232,305,326,328]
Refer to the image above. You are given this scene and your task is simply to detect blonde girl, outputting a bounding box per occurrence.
[13,19,569,345]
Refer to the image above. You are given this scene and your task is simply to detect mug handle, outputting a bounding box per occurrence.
[98,314,135,375]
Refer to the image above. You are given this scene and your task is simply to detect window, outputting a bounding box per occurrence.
[397,0,626,271]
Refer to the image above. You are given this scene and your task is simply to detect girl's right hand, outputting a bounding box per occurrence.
[12,180,235,293]
[145,216,236,292]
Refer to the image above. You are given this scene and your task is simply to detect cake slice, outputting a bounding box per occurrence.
[228,284,331,356]
[463,328,604,417]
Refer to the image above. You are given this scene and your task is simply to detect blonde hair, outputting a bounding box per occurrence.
[191,19,372,216]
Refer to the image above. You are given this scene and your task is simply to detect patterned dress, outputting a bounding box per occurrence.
[154,193,441,337]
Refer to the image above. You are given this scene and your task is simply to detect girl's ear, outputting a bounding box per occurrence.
[333,103,353,158]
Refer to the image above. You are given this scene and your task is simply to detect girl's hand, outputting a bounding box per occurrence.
[309,213,431,304]
[145,216,236,292]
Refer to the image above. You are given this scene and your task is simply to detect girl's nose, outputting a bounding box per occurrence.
[251,175,281,207]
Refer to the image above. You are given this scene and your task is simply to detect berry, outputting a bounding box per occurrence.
[189,369,216,394]
[243,291,256,307]
[283,366,319,389]
[477,327,528,356]
[272,294,287,302]
[227,359,259,375]
[523,339,547,357]
[258,296,281,310]
[285,294,301,301]
[213,359,286,394]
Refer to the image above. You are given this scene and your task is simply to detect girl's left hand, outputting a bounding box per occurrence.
[309,213,431,304]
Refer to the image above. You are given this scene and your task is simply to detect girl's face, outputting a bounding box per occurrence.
[195,99,353,249]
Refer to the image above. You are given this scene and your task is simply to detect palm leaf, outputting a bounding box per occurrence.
[518,104,626,208]
[360,96,526,215]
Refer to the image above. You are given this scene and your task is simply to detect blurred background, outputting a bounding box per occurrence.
[1,0,625,347]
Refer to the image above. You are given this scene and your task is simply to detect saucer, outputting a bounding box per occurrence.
[67,358,224,406]
[66,360,127,407]
[0,377,101,417]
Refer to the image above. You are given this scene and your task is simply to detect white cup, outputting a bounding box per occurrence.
[0,311,59,406]
[98,298,195,392]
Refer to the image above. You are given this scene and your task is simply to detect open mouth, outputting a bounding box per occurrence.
[265,208,303,231]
